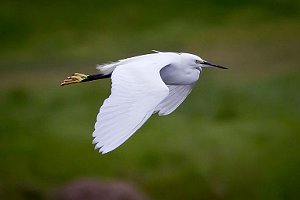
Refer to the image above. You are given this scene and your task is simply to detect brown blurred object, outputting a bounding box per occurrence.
[55,178,148,200]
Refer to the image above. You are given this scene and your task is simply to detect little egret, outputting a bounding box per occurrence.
[61,51,227,154]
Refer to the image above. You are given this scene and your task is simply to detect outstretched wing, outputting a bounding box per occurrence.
[155,84,194,116]
[92,62,169,154]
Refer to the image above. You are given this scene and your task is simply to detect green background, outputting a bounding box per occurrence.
[1,0,299,199]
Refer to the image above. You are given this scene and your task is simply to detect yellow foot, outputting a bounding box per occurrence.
[60,73,88,86]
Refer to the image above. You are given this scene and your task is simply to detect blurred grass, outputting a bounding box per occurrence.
[0,0,300,200]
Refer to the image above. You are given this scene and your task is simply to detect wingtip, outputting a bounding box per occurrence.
[93,140,110,154]
[92,137,98,145]
[99,147,111,154]
[94,145,107,155]
[99,146,112,154]
[100,150,108,154]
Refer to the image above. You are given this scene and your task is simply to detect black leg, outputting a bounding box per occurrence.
[61,72,111,86]
[82,73,112,82]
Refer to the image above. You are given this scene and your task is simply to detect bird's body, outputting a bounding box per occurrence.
[96,52,201,85]
[61,51,226,154]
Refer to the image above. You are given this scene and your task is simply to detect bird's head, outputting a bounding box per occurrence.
[181,53,227,71]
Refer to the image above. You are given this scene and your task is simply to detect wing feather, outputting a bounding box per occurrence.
[92,62,169,154]
[155,84,194,116]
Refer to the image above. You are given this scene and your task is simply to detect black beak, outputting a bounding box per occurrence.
[203,61,227,69]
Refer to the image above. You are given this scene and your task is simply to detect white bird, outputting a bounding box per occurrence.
[61,51,227,154]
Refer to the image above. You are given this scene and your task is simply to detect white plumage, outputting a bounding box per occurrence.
[61,51,227,154]
[93,61,169,153]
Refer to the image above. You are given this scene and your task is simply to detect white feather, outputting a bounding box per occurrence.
[89,52,212,154]
[92,60,170,154]
[155,84,194,116]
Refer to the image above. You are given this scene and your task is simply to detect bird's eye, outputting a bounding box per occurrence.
[195,60,202,64]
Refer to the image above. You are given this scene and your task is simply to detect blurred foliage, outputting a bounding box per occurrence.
[0,0,300,200]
